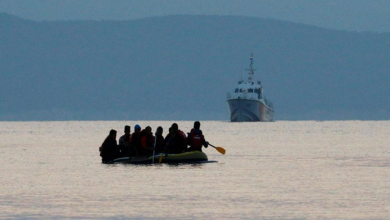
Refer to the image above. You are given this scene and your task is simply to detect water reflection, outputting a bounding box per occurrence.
[0,121,389,219]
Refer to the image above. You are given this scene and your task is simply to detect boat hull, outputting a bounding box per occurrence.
[112,151,208,164]
[227,98,274,122]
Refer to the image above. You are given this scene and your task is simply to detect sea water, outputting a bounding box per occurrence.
[0,121,389,219]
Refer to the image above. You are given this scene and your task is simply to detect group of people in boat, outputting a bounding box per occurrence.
[99,121,209,163]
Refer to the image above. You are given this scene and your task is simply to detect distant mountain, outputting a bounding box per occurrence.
[1,13,389,121]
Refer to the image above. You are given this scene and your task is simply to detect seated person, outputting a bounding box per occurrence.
[140,126,155,156]
[100,129,120,163]
[164,123,187,154]
[187,121,208,152]
[129,124,142,157]
[155,126,164,154]
[118,125,131,156]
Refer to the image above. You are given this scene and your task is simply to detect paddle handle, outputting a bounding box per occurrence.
[209,143,217,149]
[152,132,157,164]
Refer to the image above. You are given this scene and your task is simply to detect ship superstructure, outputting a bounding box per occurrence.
[226,54,274,122]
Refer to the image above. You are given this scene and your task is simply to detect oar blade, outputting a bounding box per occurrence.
[158,154,164,163]
[216,147,226,155]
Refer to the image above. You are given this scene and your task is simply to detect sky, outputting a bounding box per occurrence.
[0,0,390,32]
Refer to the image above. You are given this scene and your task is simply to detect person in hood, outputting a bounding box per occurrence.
[164,123,187,154]
[155,126,165,154]
[100,129,120,163]
[140,126,155,156]
[129,124,142,156]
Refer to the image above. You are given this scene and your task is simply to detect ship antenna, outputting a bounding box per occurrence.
[250,53,253,69]
[245,53,256,83]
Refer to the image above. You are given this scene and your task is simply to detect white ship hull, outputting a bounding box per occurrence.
[226,54,275,122]
[227,98,274,122]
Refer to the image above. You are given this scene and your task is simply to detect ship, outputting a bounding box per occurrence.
[226,54,274,122]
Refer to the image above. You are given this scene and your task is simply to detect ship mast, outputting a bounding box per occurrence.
[245,53,256,83]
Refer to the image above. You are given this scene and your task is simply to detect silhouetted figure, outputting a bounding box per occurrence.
[164,123,187,154]
[129,124,142,157]
[155,126,164,154]
[119,125,131,156]
[140,126,155,156]
[100,129,120,163]
[187,121,208,152]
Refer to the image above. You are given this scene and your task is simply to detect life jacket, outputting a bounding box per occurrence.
[141,135,155,148]
[178,130,187,146]
[190,129,204,150]
[165,130,187,153]
[140,130,155,148]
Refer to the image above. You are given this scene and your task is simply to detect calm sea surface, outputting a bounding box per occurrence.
[0,121,389,219]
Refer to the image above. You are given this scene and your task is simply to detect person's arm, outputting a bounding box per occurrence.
[118,136,124,146]
[187,133,191,146]
[181,136,188,152]
[203,135,208,148]
[141,136,146,148]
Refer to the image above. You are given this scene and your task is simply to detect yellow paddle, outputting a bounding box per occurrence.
[158,152,164,163]
[208,143,226,155]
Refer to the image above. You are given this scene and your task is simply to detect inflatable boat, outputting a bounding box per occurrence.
[113,151,208,164]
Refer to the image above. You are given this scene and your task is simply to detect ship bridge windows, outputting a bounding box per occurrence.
[235,88,245,93]
[248,89,254,93]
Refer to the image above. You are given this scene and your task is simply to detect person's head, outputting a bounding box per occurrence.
[124,125,130,134]
[171,123,178,133]
[194,121,201,129]
[109,129,117,139]
[156,126,163,135]
[145,126,152,134]
[134,124,141,132]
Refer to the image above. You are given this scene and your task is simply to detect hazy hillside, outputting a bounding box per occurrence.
[1,13,389,120]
